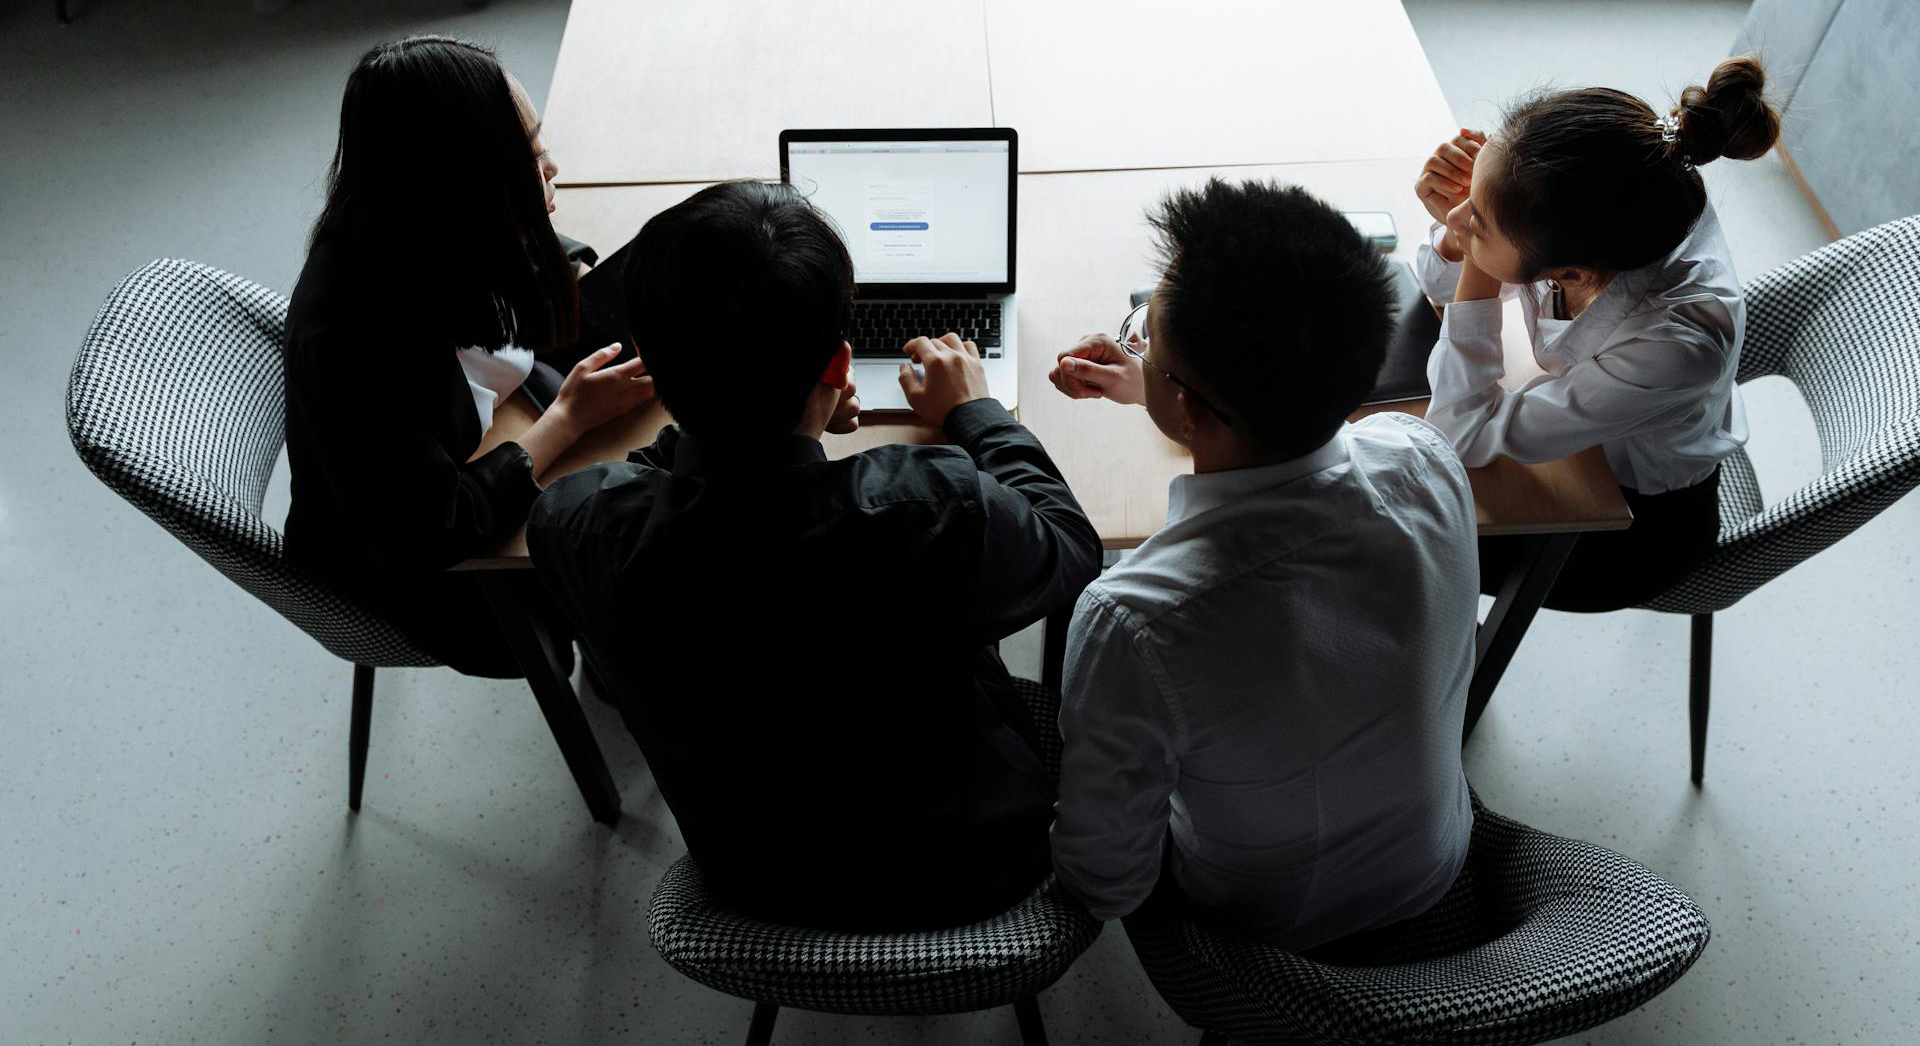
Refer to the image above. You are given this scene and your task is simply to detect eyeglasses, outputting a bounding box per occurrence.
[1116,301,1233,426]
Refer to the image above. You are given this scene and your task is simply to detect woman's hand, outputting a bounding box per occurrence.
[1417,129,1487,261]
[550,343,657,436]
[1049,333,1146,405]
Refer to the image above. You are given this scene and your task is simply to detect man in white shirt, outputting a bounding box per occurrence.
[1045,179,1480,949]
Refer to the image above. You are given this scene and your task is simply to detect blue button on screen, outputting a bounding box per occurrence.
[870,222,930,231]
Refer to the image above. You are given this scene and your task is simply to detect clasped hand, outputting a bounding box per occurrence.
[1415,128,1486,264]
[1048,333,1146,405]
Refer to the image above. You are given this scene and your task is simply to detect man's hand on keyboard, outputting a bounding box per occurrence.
[899,332,992,428]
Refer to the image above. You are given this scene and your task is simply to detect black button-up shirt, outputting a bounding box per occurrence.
[528,400,1101,930]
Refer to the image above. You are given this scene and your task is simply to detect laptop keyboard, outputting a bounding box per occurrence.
[850,300,1004,359]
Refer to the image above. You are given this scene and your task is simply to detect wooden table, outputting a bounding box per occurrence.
[466,0,1629,825]
[540,0,1455,183]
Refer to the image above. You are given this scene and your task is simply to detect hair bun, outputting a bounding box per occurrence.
[1675,54,1781,164]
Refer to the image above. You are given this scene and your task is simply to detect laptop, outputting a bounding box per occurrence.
[1369,260,1442,404]
[781,128,1019,412]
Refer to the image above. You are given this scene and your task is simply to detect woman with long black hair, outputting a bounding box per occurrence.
[1416,56,1781,611]
[284,36,654,676]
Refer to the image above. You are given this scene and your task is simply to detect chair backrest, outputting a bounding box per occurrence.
[66,259,435,667]
[1648,216,1920,614]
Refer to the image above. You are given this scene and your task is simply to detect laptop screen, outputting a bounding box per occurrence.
[784,138,1011,287]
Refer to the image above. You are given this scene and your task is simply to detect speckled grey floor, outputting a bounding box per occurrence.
[3,1,1913,1044]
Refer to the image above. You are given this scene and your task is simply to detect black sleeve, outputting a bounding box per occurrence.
[554,232,599,268]
[624,424,682,471]
[943,398,1103,639]
[285,304,542,572]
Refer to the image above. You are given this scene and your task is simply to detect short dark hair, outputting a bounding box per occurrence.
[1148,179,1394,458]
[310,35,577,352]
[1487,55,1780,280]
[622,181,855,441]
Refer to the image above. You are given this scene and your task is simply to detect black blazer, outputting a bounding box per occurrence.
[282,241,539,676]
[528,401,1104,930]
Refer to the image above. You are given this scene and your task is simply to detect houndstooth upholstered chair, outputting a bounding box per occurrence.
[1638,215,1920,784]
[1123,792,1711,1046]
[645,679,1098,1046]
[68,259,484,815]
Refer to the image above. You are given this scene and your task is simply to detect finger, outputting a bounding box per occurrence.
[937,332,966,354]
[1437,142,1475,175]
[897,360,924,395]
[1058,334,1112,363]
[1421,158,1467,188]
[1455,134,1483,157]
[1422,158,1467,191]
[1062,372,1105,399]
[602,356,651,380]
[573,343,622,376]
[961,339,979,359]
[902,336,935,363]
[1464,128,1489,143]
[1419,174,1466,202]
[1061,356,1116,393]
[1416,179,1459,210]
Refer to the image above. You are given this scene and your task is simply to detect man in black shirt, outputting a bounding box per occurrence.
[528,181,1101,931]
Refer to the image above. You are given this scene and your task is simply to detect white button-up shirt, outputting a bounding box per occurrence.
[1419,205,1748,494]
[1051,414,1478,950]
[455,345,534,433]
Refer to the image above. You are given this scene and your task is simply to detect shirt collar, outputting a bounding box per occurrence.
[671,429,828,477]
[1561,203,1724,348]
[1165,427,1352,526]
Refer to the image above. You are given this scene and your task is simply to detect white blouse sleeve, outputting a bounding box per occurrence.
[1415,222,1523,306]
[1415,222,1466,304]
[1424,297,1729,468]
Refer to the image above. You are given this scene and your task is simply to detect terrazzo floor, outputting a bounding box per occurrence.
[3,1,1912,1043]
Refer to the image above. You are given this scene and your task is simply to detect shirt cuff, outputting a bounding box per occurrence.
[1416,221,1464,304]
[1440,298,1505,357]
[472,440,543,521]
[942,397,1018,447]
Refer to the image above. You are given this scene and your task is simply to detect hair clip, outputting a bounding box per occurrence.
[1656,113,1681,144]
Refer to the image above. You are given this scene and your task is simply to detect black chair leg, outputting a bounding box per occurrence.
[1689,613,1712,786]
[743,1002,779,1046]
[1198,1031,1230,1046]
[348,664,374,811]
[1013,996,1048,1046]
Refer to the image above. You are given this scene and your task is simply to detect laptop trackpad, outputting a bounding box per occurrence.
[853,363,913,412]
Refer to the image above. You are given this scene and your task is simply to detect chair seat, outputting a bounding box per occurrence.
[1124,801,1711,1046]
[646,857,1101,1016]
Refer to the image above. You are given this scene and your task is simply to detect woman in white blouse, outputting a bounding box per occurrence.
[1417,56,1781,611]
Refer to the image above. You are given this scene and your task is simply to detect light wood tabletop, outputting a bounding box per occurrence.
[981,0,1455,173]
[540,0,993,186]
[541,0,1456,185]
